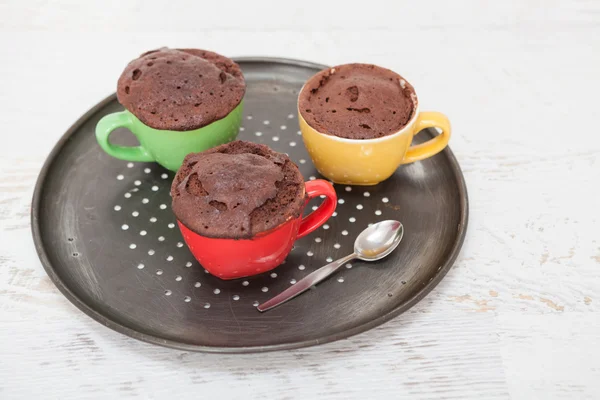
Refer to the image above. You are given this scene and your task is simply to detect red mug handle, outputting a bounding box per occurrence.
[297,179,337,238]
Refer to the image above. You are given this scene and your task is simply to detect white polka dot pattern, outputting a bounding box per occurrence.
[106,109,390,307]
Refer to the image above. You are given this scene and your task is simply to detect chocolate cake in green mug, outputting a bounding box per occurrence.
[95,47,245,171]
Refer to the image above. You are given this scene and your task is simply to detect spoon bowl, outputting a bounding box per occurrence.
[355,220,404,261]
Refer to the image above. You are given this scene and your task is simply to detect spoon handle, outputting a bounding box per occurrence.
[257,253,357,312]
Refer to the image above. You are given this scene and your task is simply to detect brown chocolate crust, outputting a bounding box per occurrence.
[171,141,306,239]
[299,63,416,139]
[117,47,245,131]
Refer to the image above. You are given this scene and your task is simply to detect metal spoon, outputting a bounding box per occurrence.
[257,220,404,312]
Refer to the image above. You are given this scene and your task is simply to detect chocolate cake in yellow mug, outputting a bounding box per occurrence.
[298,63,451,185]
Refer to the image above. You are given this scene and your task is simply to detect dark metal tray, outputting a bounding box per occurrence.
[32,58,468,353]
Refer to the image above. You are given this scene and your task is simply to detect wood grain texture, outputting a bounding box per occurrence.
[1,0,599,398]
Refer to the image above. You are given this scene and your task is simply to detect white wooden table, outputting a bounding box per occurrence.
[1,1,599,398]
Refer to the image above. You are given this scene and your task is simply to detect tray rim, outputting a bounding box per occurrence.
[31,57,469,353]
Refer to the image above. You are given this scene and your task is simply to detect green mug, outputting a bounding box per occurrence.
[95,102,243,171]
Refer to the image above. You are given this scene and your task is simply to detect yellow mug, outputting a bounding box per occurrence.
[298,91,451,186]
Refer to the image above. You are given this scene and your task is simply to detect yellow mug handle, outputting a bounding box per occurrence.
[401,111,451,164]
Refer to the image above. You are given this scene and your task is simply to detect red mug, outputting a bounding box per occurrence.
[177,179,337,280]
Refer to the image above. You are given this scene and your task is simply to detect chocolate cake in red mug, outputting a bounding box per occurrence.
[171,141,337,279]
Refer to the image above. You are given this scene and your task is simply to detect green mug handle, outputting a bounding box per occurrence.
[95,111,154,162]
